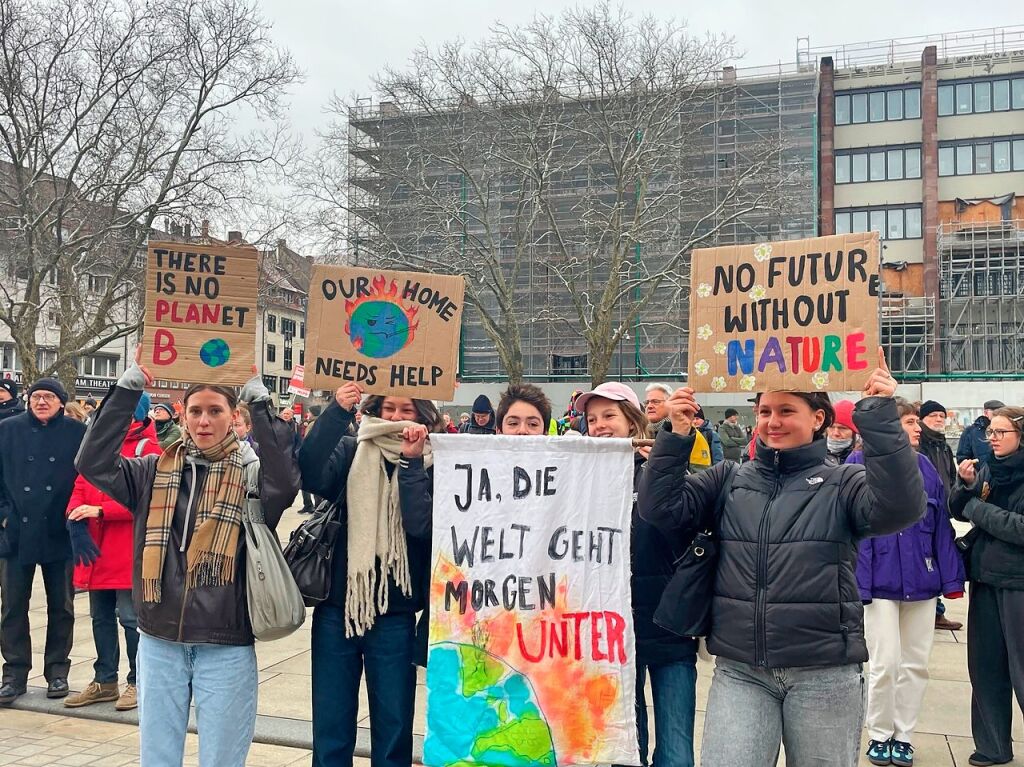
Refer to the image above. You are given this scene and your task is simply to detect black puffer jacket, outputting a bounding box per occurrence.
[0,408,85,565]
[638,397,926,669]
[297,400,433,619]
[76,385,300,645]
[629,453,697,667]
[0,398,25,422]
[949,449,1024,590]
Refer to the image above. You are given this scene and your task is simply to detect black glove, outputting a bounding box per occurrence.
[67,519,100,567]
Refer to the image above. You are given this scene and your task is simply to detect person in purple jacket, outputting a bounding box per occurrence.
[848,398,965,767]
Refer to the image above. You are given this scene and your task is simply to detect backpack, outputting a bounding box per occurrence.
[240,461,306,641]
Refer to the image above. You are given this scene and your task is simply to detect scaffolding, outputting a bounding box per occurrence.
[938,220,1024,373]
[881,294,935,375]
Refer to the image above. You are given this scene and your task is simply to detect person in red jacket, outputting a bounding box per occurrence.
[63,394,161,711]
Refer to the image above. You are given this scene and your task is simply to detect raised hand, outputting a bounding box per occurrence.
[957,458,978,485]
[861,347,896,398]
[666,387,698,434]
[401,424,429,458]
[133,344,155,387]
[334,382,363,411]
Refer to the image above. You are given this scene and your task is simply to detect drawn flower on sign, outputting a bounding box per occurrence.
[711,376,727,392]
[740,375,757,391]
[748,284,767,301]
[812,371,830,390]
[753,243,773,262]
[696,324,713,341]
[694,359,710,376]
[713,341,727,356]
[696,282,713,299]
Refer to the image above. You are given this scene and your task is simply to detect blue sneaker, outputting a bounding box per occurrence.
[867,739,893,766]
[891,740,914,767]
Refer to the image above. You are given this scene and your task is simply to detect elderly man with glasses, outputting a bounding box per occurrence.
[0,378,86,706]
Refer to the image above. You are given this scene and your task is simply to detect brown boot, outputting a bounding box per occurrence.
[935,614,963,631]
[63,681,119,708]
[114,683,137,711]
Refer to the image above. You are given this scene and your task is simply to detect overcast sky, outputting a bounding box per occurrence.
[258,0,1004,134]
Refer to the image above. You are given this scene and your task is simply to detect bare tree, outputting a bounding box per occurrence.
[300,3,800,384]
[0,0,299,393]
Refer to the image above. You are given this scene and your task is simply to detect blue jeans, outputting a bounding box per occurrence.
[635,660,697,767]
[89,589,138,685]
[136,632,258,767]
[311,607,416,767]
[700,657,866,767]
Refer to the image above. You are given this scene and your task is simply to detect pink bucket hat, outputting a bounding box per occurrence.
[575,382,643,415]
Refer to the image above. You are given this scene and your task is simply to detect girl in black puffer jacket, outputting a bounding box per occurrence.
[638,351,925,767]
[950,405,1024,767]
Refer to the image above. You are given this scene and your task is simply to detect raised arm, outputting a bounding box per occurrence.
[962,495,1024,547]
[298,396,357,501]
[240,375,300,531]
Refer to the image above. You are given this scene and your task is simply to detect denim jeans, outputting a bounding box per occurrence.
[700,657,866,767]
[311,606,416,767]
[89,589,138,685]
[136,632,258,767]
[634,660,697,767]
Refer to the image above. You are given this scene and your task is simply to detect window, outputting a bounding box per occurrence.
[851,92,868,123]
[835,94,851,125]
[1014,140,1024,172]
[299,349,305,366]
[956,144,973,175]
[834,205,923,240]
[994,80,1010,111]
[905,88,921,118]
[938,84,954,116]
[956,83,973,114]
[939,136,1024,176]
[262,375,277,393]
[975,143,992,174]
[834,145,921,184]
[886,90,903,120]
[281,318,296,338]
[283,346,293,371]
[300,321,305,339]
[278,376,290,394]
[266,344,276,363]
[267,314,277,333]
[974,81,991,113]
[1013,79,1024,110]
[994,141,1011,172]
[938,146,955,176]
[869,91,885,122]
[78,356,117,377]
[87,274,108,294]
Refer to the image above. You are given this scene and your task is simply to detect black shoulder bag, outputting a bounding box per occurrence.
[282,495,343,607]
[653,466,735,639]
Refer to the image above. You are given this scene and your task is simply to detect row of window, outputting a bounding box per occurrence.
[938,78,1024,116]
[836,146,921,184]
[938,138,1024,177]
[266,344,303,369]
[835,87,921,125]
[266,314,305,338]
[834,205,923,241]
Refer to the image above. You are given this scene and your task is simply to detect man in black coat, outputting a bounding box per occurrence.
[0,378,86,705]
[0,379,25,422]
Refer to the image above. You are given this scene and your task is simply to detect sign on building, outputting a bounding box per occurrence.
[305,265,465,400]
[143,241,258,385]
[424,435,640,767]
[688,231,880,392]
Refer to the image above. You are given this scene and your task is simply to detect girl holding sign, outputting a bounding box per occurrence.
[74,350,301,766]
[638,350,926,767]
[577,381,699,767]
[298,382,439,767]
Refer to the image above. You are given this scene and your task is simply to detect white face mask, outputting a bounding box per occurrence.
[827,436,854,454]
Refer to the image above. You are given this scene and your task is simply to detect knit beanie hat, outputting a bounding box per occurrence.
[919,400,946,420]
[27,378,68,405]
[0,378,17,400]
[134,392,151,423]
[152,403,175,419]
[472,394,493,414]
[832,399,857,434]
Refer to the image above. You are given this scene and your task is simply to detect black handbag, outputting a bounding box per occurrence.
[653,469,734,639]
[955,525,982,582]
[282,498,343,607]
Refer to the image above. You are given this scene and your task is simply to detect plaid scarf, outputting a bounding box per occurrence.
[142,431,245,603]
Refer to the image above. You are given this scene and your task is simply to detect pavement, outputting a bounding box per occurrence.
[3,503,1023,766]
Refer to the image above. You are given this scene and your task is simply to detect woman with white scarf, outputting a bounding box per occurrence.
[298,382,439,767]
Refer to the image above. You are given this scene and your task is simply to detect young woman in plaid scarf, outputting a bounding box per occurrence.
[75,349,299,766]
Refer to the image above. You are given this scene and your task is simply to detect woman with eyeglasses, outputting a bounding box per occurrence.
[951,406,1024,767]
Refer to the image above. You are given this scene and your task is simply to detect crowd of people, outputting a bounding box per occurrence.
[0,362,1021,767]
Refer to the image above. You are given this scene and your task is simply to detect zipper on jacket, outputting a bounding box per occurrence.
[755,451,782,667]
[175,460,201,640]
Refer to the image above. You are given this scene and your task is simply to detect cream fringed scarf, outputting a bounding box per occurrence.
[345,416,433,637]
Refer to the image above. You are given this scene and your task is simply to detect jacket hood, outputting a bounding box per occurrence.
[974,414,991,429]
[126,417,159,446]
[754,436,828,474]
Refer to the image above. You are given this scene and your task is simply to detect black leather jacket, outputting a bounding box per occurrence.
[638,397,925,669]
[75,385,300,645]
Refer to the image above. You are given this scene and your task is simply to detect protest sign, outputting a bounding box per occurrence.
[305,265,465,400]
[425,435,640,767]
[286,364,311,397]
[688,231,880,392]
[143,241,258,385]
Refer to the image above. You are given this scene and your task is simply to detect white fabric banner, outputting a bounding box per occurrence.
[423,434,640,767]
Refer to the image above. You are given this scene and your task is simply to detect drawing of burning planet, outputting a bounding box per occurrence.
[344,276,420,358]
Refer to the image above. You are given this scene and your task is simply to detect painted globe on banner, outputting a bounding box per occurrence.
[199,338,231,368]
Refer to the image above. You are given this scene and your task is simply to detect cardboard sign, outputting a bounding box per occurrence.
[143,241,258,385]
[425,435,640,767]
[305,265,465,400]
[688,232,880,393]
[286,364,311,397]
